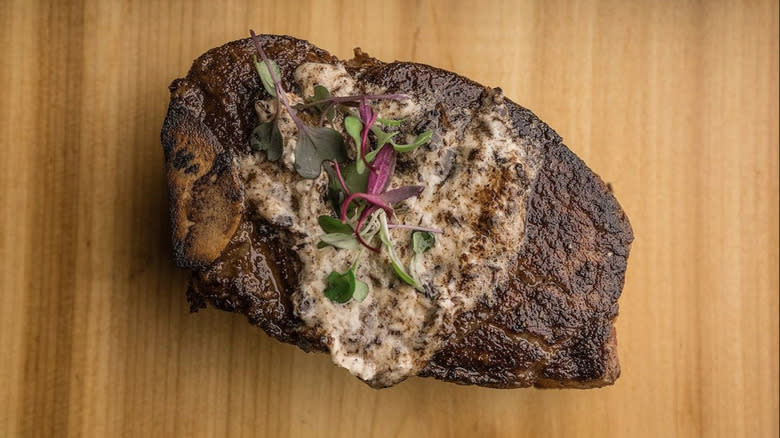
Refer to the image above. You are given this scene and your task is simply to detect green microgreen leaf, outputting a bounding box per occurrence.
[318,215,353,234]
[344,116,365,173]
[378,211,417,287]
[324,270,355,303]
[340,162,369,193]
[344,116,362,146]
[392,130,433,153]
[371,126,399,149]
[250,122,271,150]
[390,257,417,287]
[324,250,369,303]
[364,148,381,163]
[312,85,335,122]
[325,161,368,214]
[319,233,359,250]
[364,124,400,165]
[412,231,435,255]
[352,279,369,302]
[250,121,283,161]
[313,85,330,102]
[377,117,404,127]
[408,231,435,290]
[253,55,281,97]
[294,126,347,179]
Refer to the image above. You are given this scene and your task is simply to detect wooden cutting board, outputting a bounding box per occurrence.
[1,0,777,436]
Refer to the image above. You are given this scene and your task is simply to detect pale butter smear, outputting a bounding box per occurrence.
[238,62,544,386]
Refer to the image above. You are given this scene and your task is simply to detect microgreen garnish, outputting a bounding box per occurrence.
[250,121,283,160]
[253,56,281,97]
[324,270,355,303]
[339,145,424,247]
[318,215,353,234]
[312,85,330,104]
[300,94,410,109]
[317,215,358,249]
[369,125,399,151]
[248,30,440,303]
[293,126,347,178]
[352,279,369,302]
[408,230,435,289]
[323,251,370,303]
[377,117,404,127]
[344,115,364,170]
[412,231,435,254]
[250,30,347,178]
[323,136,436,296]
[378,211,417,287]
[355,98,378,174]
[324,161,367,215]
[391,130,433,153]
[311,85,335,122]
[319,233,360,250]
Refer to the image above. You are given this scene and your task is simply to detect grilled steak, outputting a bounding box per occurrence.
[161,34,633,388]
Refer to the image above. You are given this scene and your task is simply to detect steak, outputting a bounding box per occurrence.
[161,34,633,388]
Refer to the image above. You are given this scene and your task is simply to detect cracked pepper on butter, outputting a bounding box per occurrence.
[238,62,543,386]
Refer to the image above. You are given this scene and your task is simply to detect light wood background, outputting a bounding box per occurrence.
[1,0,778,437]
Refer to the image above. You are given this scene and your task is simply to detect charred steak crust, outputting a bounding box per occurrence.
[161,35,633,388]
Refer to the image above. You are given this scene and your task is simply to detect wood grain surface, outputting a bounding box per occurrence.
[1,0,778,437]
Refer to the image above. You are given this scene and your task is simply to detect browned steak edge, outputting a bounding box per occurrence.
[161,35,337,269]
[160,35,634,388]
[420,136,633,388]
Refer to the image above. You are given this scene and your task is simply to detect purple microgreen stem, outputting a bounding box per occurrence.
[250,31,288,107]
[339,185,424,253]
[366,145,395,194]
[250,30,307,132]
[300,94,409,109]
[338,187,422,223]
[380,186,424,204]
[340,192,393,222]
[331,161,350,195]
[358,98,378,172]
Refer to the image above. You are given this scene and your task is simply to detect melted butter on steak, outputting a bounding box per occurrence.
[237,62,544,387]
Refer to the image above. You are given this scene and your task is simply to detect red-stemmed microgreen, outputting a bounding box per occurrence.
[339,146,423,223]
[356,98,379,173]
[331,161,350,195]
[250,30,347,178]
[248,30,440,302]
[324,141,439,294]
[298,93,410,112]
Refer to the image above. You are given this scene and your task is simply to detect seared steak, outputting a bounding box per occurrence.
[161,35,633,388]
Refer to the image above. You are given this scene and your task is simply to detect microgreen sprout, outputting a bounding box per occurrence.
[248,30,440,302]
[357,98,378,173]
[324,250,370,303]
[338,145,426,251]
[378,211,417,287]
[250,30,347,178]
[408,230,435,289]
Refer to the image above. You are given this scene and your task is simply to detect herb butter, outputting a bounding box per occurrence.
[238,62,543,386]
